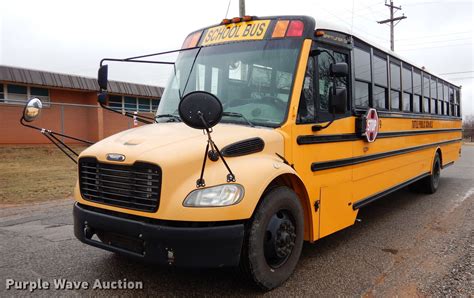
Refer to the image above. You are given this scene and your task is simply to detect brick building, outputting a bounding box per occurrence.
[0,65,163,144]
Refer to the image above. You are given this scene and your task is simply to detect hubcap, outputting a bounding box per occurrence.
[264,210,297,268]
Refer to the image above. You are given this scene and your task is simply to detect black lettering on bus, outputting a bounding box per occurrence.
[229,25,240,38]
[256,23,266,36]
[242,24,252,37]
[215,27,225,40]
[249,24,258,36]
[205,30,214,42]
[222,27,232,39]
[234,25,241,37]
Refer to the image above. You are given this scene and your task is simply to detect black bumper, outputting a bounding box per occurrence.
[73,203,245,267]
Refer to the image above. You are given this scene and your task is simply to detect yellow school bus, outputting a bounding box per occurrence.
[22,15,462,290]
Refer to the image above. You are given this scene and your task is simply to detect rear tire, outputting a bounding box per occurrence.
[240,186,304,291]
[416,152,441,194]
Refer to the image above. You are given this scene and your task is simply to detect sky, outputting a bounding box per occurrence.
[1,0,473,115]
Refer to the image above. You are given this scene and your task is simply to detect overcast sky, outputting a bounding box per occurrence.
[1,0,473,115]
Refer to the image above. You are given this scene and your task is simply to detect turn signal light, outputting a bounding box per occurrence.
[232,17,242,23]
[315,30,325,37]
[286,20,304,37]
[221,19,231,25]
[242,15,253,22]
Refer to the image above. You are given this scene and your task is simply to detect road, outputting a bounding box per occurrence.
[1,146,473,296]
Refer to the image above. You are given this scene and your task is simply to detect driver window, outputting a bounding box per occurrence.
[297,56,315,124]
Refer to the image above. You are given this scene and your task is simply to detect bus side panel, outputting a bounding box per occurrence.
[351,149,431,203]
[319,181,357,238]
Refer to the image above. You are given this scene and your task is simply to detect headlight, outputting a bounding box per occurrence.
[183,184,245,207]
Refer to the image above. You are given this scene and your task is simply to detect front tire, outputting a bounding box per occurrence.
[240,186,304,290]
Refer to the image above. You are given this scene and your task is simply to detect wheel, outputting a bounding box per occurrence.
[240,186,304,290]
[416,152,441,194]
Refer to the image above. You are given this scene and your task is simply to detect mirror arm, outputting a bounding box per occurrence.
[311,112,335,132]
[47,132,79,157]
[100,58,175,66]
[20,118,94,145]
[195,111,236,188]
[41,131,78,164]
[98,102,154,124]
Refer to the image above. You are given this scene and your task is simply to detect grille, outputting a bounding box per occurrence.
[79,158,161,212]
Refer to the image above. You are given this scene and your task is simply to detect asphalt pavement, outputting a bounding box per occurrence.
[1,146,473,296]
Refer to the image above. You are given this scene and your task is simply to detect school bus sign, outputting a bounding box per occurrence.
[201,20,270,46]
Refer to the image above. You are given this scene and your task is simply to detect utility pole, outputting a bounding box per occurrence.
[377,1,407,51]
[239,0,246,17]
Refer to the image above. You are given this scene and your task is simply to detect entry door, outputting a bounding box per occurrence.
[291,43,356,240]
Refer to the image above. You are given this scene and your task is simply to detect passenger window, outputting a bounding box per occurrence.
[373,55,388,109]
[390,62,401,110]
[297,57,315,124]
[354,47,371,108]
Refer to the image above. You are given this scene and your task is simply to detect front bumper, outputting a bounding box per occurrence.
[73,203,245,267]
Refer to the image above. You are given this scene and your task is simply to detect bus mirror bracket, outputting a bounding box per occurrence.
[178,91,236,187]
[19,98,95,164]
[312,87,346,132]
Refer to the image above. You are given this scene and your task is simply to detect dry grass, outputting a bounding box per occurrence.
[0,145,86,205]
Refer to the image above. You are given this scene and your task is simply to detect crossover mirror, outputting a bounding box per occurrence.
[178,91,223,130]
[330,62,349,77]
[22,97,43,122]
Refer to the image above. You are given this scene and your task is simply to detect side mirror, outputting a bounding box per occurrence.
[98,65,108,91]
[330,62,348,77]
[178,91,223,130]
[329,87,347,114]
[22,98,43,122]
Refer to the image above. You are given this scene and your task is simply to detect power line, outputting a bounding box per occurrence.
[398,43,472,51]
[398,37,473,46]
[439,71,474,75]
[397,31,473,41]
[317,6,389,42]
[447,77,474,81]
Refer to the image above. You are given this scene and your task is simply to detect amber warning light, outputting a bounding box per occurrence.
[182,31,202,49]
[272,20,304,38]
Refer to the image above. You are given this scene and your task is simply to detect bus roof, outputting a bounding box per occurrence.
[314,19,460,88]
[190,15,459,87]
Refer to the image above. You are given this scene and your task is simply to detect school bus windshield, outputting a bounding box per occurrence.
[157,39,302,127]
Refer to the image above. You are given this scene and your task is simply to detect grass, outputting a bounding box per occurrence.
[0,145,86,205]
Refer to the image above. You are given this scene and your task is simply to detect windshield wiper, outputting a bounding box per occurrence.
[222,112,254,127]
[155,114,181,122]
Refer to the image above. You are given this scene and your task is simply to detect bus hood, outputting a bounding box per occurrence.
[79,123,284,166]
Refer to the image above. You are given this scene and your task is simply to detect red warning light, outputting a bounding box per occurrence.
[286,20,304,37]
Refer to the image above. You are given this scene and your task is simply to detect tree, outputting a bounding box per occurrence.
[463,115,474,142]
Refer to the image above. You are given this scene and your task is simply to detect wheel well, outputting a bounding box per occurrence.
[261,174,312,241]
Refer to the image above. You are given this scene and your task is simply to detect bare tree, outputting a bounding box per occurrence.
[463,115,474,142]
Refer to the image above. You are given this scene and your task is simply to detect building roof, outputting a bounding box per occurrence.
[0,65,164,98]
